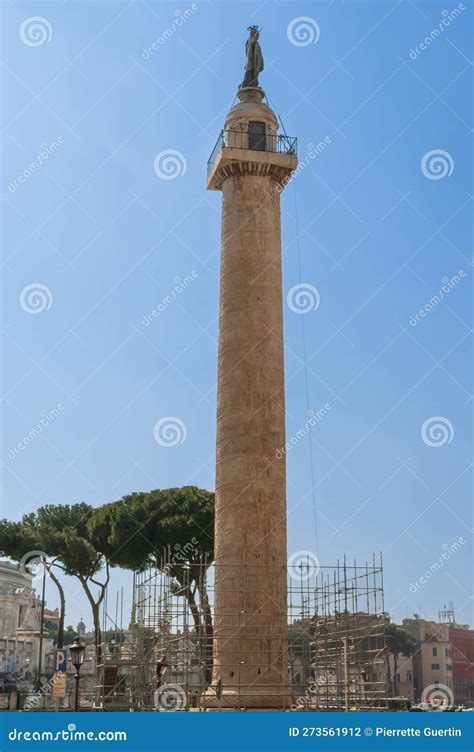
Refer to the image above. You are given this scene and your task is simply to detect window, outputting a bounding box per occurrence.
[248,121,266,151]
[445,648,450,657]
[431,663,440,670]
[432,647,437,656]
[406,671,412,682]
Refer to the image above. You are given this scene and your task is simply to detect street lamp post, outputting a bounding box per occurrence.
[36,557,47,692]
[69,637,86,712]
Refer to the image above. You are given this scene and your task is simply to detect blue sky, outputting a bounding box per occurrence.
[1,0,472,631]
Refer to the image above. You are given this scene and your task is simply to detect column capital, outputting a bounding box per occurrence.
[208,153,297,191]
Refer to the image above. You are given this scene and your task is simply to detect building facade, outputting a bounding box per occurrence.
[402,618,453,703]
[389,653,415,703]
[0,560,54,691]
[448,624,474,706]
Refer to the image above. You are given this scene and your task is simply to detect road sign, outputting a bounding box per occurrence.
[54,650,67,673]
[52,673,67,699]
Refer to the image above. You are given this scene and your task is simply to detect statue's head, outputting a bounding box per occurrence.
[247,25,260,39]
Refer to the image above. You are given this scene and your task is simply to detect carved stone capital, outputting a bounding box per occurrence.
[208,148,297,191]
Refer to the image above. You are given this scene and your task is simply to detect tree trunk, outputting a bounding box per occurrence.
[91,602,102,667]
[199,586,214,686]
[393,653,398,697]
[48,567,65,648]
[82,580,103,666]
[194,563,213,686]
[386,653,393,697]
[175,569,213,687]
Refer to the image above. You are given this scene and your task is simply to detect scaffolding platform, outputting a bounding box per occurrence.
[94,552,388,711]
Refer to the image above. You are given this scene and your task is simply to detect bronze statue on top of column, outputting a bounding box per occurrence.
[240,26,264,89]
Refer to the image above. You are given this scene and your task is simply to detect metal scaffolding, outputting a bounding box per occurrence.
[291,553,387,711]
[97,552,388,711]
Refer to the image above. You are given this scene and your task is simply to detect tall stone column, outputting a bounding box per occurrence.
[205,87,297,709]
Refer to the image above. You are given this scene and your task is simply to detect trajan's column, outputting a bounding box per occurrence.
[205,27,297,710]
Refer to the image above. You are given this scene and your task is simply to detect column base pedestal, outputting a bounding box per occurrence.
[202,688,294,712]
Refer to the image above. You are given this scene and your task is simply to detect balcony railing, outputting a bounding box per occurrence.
[207,129,297,175]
